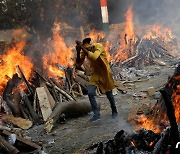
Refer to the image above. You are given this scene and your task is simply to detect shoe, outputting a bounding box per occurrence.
[89,114,100,122]
[112,111,118,119]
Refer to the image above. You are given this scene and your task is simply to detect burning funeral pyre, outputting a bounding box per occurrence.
[0,4,179,154]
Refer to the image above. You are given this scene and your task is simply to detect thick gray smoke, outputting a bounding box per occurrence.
[108,0,180,36]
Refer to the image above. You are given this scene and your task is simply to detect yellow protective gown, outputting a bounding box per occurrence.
[76,43,115,93]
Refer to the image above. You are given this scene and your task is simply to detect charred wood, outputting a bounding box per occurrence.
[20,92,42,124]
[16,65,34,95]
[0,135,19,154]
[2,73,21,116]
[3,130,41,150]
[152,127,170,154]
[160,89,179,147]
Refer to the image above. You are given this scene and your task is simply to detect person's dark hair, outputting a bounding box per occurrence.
[82,38,91,45]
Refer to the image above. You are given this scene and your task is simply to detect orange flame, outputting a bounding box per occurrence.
[115,5,137,62]
[12,29,27,41]
[0,41,33,94]
[133,75,180,133]
[124,5,136,47]
[86,30,112,62]
[172,76,180,123]
[149,141,154,147]
[136,115,161,133]
[43,22,74,79]
[87,30,105,42]
[130,141,136,147]
[143,24,174,42]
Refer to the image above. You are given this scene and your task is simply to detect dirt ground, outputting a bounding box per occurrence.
[24,64,176,154]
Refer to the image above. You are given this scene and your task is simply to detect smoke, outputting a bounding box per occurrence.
[108,0,180,36]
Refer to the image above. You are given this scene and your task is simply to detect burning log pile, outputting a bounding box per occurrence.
[121,38,175,68]
[86,129,168,154]
[86,64,180,154]
[0,65,95,152]
[0,62,94,153]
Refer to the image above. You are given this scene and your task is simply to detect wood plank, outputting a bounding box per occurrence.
[3,130,41,149]
[0,135,19,154]
[36,87,52,121]
[40,82,56,109]
[1,115,33,130]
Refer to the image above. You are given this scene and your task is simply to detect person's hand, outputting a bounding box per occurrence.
[75,40,82,46]
[76,44,81,52]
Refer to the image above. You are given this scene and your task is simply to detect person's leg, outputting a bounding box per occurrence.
[88,85,100,121]
[106,90,118,118]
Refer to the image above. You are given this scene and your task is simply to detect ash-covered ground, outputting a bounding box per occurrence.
[24,64,176,154]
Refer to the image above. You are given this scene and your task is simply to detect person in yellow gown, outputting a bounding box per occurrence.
[75,38,118,121]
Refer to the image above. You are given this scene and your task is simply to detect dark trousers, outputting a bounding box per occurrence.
[88,85,117,115]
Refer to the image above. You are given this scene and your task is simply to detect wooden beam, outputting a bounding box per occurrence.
[0,135,19,154]
[3,130,41,149]
[36,87,52,121]
[1,115,33,130]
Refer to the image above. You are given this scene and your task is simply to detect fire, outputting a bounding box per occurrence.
[132,75,180,133]
[12,29,27,41]
[86,30,112,62]
[124,5,136,47]
[171,76,180,123]
[43,22,74,79]
[0,41,33,94]
[114,49,128,62]
[115,5,137,62]
[136,115,161,133]
[87,30,105,42]
[130,141,136,147]
[143,24,174,42]
[149,142,154,147]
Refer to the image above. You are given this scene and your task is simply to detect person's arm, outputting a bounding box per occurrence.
[76,41,103,61]
[75,41,86,68]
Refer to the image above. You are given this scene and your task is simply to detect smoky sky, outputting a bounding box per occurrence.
[105,0,180,36]
[107,0,180,32]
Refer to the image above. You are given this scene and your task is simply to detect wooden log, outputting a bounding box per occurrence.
[76,70,89,81]
[153,128,170,154]
[39,80,56,109]
[1,100,12,115]
[74,75,89,89]
[160,89,179,147]
[47,79,60,103]
[20,92,42,124]
[1,115,33,130]
[19,102,30,120]
[12,92,21,117]
[36,87,53,121]
[45,101,93,133]
[16,65,34,95]
[0,135,19,154]
[2,130,41,150]
[65,67,73,92]
[2,73,21,116]
[46,82,76,101]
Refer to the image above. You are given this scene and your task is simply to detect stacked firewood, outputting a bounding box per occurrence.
[0,65,95,153]
[120,38,175,68]
[86,64,180,154]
